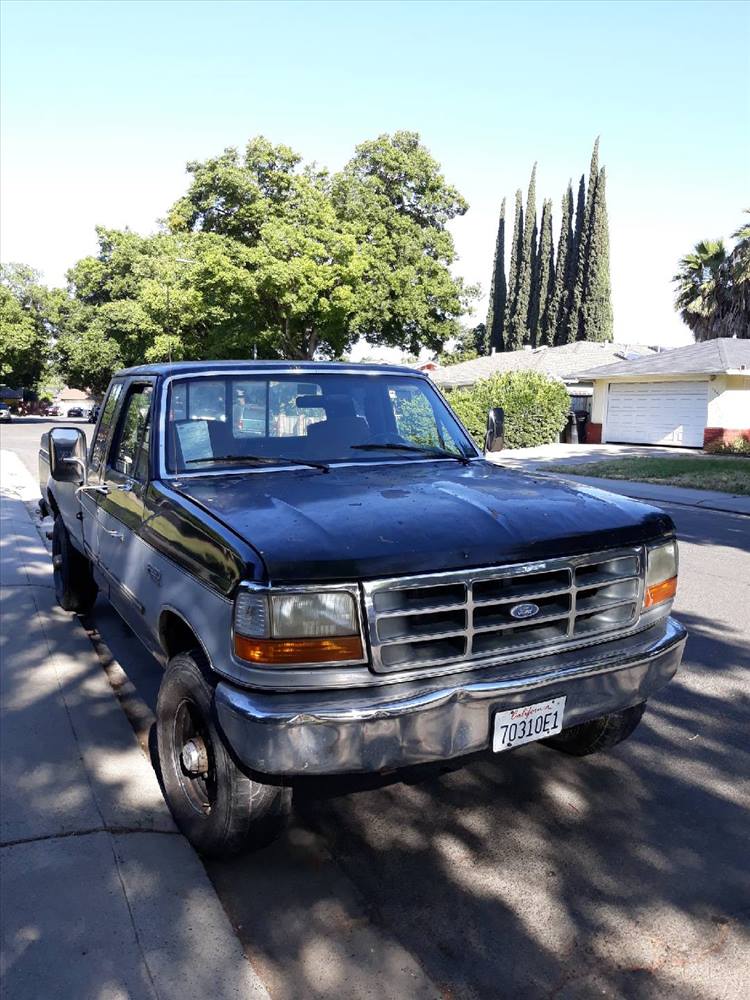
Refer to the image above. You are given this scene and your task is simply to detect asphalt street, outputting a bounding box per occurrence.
[5,417,750,999]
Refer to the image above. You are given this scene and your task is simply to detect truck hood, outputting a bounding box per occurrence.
[170,461,673,583]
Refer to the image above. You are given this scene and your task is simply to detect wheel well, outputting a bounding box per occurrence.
[159,610,202,661]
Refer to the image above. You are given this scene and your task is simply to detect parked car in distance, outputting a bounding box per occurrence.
[44,404,60,417]
[88,404,100,423]
[39,361,687,858]
[0,403,12,423]
[67,406,85,418]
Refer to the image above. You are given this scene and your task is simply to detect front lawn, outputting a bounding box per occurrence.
[544,456,750,496]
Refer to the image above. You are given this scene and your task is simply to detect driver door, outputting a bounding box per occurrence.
[97,380,154,630]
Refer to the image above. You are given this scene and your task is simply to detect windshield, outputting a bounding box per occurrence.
[163,372,476,474]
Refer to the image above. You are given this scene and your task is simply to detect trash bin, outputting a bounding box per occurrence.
[574,411,588,444]
[566,411,578,444]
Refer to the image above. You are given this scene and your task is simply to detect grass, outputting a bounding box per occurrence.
[544,456,750,496]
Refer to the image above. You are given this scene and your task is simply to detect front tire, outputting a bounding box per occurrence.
[544,702,646,756]
[52,515,97,614]
[156,650,290,857]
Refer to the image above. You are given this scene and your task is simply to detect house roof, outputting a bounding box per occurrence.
[57,388,93,400]
[431,341,657,389]
[573,338,750,379]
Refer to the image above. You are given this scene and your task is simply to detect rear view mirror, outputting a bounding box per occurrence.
[485,407,505,453]
[49,427,88,484]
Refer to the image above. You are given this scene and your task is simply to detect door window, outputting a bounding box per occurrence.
[109,385,153,481]
[90,382,123,473]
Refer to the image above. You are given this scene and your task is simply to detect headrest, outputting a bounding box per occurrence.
[296,394,357,419]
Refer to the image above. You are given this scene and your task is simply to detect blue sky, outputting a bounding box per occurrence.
[2,0,748,349]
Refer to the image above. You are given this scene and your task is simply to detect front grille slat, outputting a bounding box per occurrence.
[363,547,645,674]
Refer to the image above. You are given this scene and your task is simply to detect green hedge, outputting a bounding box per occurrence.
[447,370,571,449]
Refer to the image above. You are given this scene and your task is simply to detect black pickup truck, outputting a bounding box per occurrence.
[40,361,686,856]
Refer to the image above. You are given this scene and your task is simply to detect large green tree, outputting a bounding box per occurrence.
[485,198,507,352]
[168,132,474,359]
[0,264,56,387]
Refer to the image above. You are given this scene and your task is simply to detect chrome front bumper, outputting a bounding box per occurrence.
[214,617,687,776]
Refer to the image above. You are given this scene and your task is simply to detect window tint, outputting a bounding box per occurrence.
[90,382,123,473]
[110,385,153,480]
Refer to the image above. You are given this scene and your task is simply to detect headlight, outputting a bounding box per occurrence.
[234,589,363,665]
[643,540,678,609]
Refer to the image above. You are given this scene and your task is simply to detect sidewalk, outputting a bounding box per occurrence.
[0,451,269,1000]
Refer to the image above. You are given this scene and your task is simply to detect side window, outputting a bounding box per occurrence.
[389,385,445,449]
[109,385,153,481]
[90,382,123,473]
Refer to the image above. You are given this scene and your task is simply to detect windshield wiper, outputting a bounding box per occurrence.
[351,443,472,465]
[185,454,329,472]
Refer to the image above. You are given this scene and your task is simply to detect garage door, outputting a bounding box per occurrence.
[605,381,708,447]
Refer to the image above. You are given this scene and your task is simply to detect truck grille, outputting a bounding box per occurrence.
[362,547,644,673]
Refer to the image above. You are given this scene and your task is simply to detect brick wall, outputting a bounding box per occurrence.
[585,422,603,444]
[703,427,750,448]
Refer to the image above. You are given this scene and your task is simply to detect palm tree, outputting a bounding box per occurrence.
[673,239,729,341]
[673,216,750,340]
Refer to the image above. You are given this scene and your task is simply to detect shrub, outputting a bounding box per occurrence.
[447,370,570,449]
[704,437,750,457]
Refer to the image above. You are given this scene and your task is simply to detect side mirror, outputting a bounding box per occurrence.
[49,427,88,484]
[485,407,505,453]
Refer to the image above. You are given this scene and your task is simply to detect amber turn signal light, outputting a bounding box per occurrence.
[234,634,363,664]
[643,575,677,608]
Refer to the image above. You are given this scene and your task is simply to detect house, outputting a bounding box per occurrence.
[431,341,657,412]
[55,387,98,412]
[571,338,750,448]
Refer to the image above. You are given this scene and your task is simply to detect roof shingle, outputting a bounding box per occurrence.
[431,341,657,389]
[571,338,750,379]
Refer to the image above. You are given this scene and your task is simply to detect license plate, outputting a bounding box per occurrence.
[492,696,566,752]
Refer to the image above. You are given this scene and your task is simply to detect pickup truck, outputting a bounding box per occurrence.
[39,361,686,856]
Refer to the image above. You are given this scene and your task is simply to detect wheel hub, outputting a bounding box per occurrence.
[181,737,209,775]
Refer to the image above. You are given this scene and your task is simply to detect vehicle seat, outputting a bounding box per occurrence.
[303,396,369,451]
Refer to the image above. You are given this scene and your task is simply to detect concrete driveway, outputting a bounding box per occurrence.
[488,442,706,472]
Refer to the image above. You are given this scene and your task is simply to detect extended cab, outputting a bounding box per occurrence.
[40,362,686,856]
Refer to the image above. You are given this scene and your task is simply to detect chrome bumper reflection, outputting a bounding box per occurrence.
[214,618,687,776]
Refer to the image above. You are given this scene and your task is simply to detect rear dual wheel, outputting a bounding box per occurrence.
[157,650,290,857]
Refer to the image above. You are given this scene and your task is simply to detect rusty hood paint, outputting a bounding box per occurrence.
[170,460,674,583]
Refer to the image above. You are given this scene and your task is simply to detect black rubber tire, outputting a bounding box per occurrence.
[544,702,646,756]
[156,650,290,857]
[52,515,98,614]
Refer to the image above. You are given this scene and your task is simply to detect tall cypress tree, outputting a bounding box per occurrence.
[581,167,613,341]
[505,189,523,348]
[562,172,588,343]
[485,197,507,353]
[507,163,537,350]
[566,138,600,342]
[535,199,555,346]
[549,182,573,345]
[528,211,541,344]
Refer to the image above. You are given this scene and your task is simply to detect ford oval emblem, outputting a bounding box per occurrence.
[509,602,541,620]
